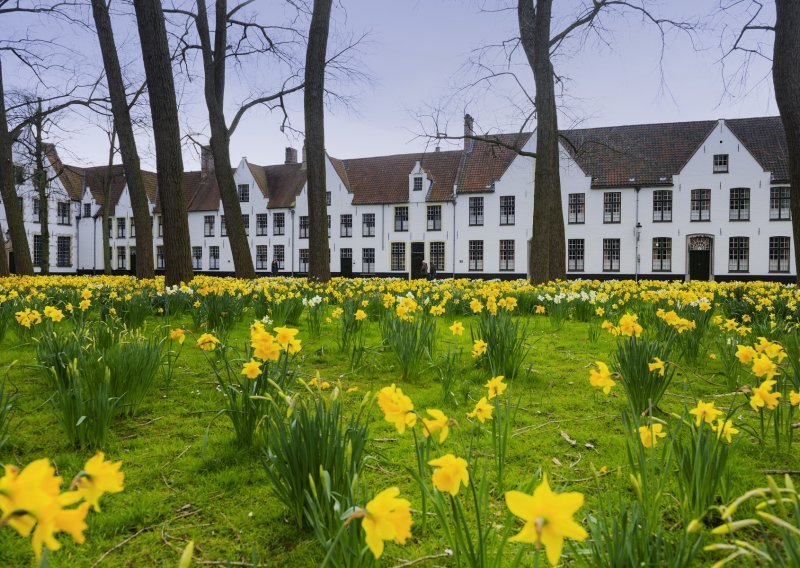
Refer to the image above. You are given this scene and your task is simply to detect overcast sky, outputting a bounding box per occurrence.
[1,0,777,170]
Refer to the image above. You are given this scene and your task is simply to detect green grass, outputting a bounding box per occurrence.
[1,309,798,567]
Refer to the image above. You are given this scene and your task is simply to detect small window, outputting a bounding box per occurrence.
[728,237,749,272]
[500,196,515,225]
[362,248,375,274]
[56,237,71,267]
[568,193,585,224]
[57,201,71,225]
[427,205,442,231]
[499,240,514,271]
[32,198,40,219]
[690,189,711,222]
[220,215,227,237]
[274,245,285,269]
[429,242,445,272]
[204,215,215,237]
[769,236,790,273]
[568,239,584,272]
[603,192,621,223]
[299,249,309,272]
[299,215,308,239]
[130,220,136,237]
[157,215,163,237]
[391,242,406,271]
[117,218,126,238]
[156,246,164,270]
[713,154,729,173]
[242,214,249,236]
[273,212,285,235]
[33,234,42,267]
[237,184,250,202]
[653,190,672,222]
[256,213,268,236]
[394,207,408,232]
[729,188,750,221]
[209,246,220,270]
[469,240,483,271]
[770,187,791,221]
[326,191,331,206]
[413,176,423,191]
[256,245,269,270]
[362,213,376,237]
[83,203,92,218]
[603,239,620,272]
[469,197,484,226]
[341,214,352,237]
[652,237,671,272]
[192,246,203,270]
[117,246,126,270]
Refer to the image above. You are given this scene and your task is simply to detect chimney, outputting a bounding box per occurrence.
[434,146,441,152]
[300,143,307,170]
[464,114,474,151]
[285,147,298,164]
[200,145,214,175]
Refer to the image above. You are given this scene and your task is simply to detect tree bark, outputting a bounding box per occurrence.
[92,0,155,279]
[33,100,49,274]
[102,130,116,275]
[518,0,565,284]
[195,0,255,279]
[773,0,800,285]
[133,0,193,285]
[0,56,33,275]
[304,0,333,282]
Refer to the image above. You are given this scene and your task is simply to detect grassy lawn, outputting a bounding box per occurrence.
[0,276,798,567]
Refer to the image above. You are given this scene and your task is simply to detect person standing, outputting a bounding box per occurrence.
[429,262,437,280]
[420,261,428,280]
[271,258,279,276]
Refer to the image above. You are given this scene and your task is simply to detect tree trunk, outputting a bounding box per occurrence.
[518,0,565,284]
[195,0,255,279]
[304,0,333,282]
[92,0,155,279]
[102,130,115,275]
[133,0,193,285]
[0,56,33,275]
[774,0,800,285]
[33,101,49,274]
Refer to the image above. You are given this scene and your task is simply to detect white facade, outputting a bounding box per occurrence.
[2,117,795,280]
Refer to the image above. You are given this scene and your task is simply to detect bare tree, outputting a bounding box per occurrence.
[91,0,154,279]
[133,0,193,285]
[772,1,800,284]
[305,0,333,282]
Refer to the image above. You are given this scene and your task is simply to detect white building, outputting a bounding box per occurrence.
[1,115,794,281]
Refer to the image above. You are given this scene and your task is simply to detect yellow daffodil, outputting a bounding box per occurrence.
[467,397,493,423]
[428,454,469,496]
[505,474,587,566]
[75,452,125,512]
[421,409,450,443]
[712,419,740,443]
[377,384,417,434]
[648,357,666,377]
[751,354,779,380]
[750,379,781,411]
[485,375,507,399]
[471,339,488,358]
[360,487,413,559]
[589,361,615,394]
[196,333,220,351]
[790,390,800,406]
[241,359,262,379]
[639,423,666,448]
[689,400,723,427]
[355,309,367,321]
[169,328,186,344]
[449,321,464,336]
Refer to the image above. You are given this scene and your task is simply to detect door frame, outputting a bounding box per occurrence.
[685,234,714,281]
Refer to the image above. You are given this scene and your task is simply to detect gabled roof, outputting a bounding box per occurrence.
[726,116,789,183]
[340,151,462,205]
[44,144,84,201]
[458,132,533,194]
[81,165,158,216]
[261,163,307,209]
[246,161,269,198]
[560,120,718,188]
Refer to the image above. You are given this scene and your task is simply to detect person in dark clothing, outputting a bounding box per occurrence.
[428,263,437,280]
[271,258,279,276]
[420,261,428,279]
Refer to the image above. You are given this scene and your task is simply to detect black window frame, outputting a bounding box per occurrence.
[204,215,215,237]
[209,246,220,270]
[273,212,285,236]
[429,242,445,272]
[713,154,729,173]
[391,242,406,271]
[652,190,672,222]
[299,215,309,238]
[362,213,375,237]
[299,248,309,272]
[690,188,711,222]
[652,237,672,272]
[728,236,749,273]
[770,187,791,221]
[117,246,126,270]
[274,244,285,269]
[603,238,620,272]
[413,176,423,192]
[729,187,750,221]
[469,196,484,226]
[192,246,203,270]
[500,196,516,225]
[468,240,484,271]
[568,193,585,224]
[117,217,126,238]
[603,192,621,224]
[427,205,442,231]
[394,206,409,232]
[57,201,71,225]
[341,213,353,237]
[362,247,375,274]
[242,214,250,236]
[568,239,584,272]
[237,184,250,203]
[256,245,269,270]
[56,236,71,268]
[499,239,515,271]
[769,236,791,273]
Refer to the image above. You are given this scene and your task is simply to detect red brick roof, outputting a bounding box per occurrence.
[726,116,789,183]
[560,120,718,188]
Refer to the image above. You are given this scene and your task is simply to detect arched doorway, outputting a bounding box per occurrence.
[686,235,713,281]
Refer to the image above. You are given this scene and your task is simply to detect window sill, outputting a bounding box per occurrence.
[652,219,672,223]
[689,219,711,223]
[728,218,750,222]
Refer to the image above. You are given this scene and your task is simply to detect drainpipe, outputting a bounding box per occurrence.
[451,188,457,279]
[634,186,641,281]
[290,208,295,276]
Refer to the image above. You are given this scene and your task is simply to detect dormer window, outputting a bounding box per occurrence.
[413,176,423,192]
[713,154,728,173]
[83,203,91,218]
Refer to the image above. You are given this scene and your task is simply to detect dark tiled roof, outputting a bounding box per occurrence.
[726,116,789,183]
[458,132,533,193]
[247,161,268,197]
[262,163,307,209]
[44,144,84,201]
[560,120,718,188]
[81,165,158,216]
[341,151,462,205]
